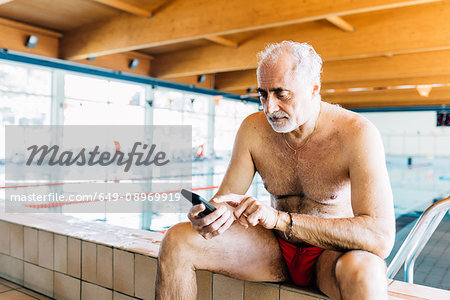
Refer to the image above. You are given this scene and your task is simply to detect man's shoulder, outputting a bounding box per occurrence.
[239,111,270,133]
[243,110,266,123]
[328,104,378,136]
[339,110,382,158]
[325,104,381,147]
[234,111,272,151]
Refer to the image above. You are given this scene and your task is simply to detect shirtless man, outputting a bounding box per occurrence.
[156,41,396,300]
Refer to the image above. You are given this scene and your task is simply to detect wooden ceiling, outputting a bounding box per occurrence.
[0,0,449,109]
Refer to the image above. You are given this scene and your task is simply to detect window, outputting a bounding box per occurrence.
[154,88,211,158]
[0,61,52,161]
[214,98,259,158]
[63,74,145,125]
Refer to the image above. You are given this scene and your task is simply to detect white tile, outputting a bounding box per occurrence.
[81,281,112,300]
[9,224,23,259]
[81,241,96,283]
[23,227,38,264]
[113,249,134,296]
[54,234,67,273]
[244,281,279,300]
[0,221,11,255]
[212,274,243,300]
[135,254,156,300]
[54,272,81,300]
[38,230,54,269]
[113,291,139,300]
[97,245,113,288]
[281,283,328,299]
[24,262,53,298]
[196,270,212,300]
[0,253,24,285]
[67,237,81,277]
[279,288,322,300]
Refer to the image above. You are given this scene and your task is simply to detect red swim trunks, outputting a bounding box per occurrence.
[277,236,324,286]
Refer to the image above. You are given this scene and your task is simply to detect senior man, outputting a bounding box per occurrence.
[156,41,395,300]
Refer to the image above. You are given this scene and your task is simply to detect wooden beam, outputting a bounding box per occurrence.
[322,50,450,82]
[73,52,151,76]
[167,75,214,89]
[151,1,449,78]
[322,75,450,91]
[0,22,59,57]
[0,17,63,38]
[335,99,450,108]
[91,0,152,17]
[80,52,154,62]
[126,51,154,60]
[215,70,256,91]
[325,15,355,32]
[216,72,450,93]
[60,0,439,60]
[205,36,239,48]
[323,86,450,108]
[211,87,450,108]
[321,85,450,97]
[214,50,450,92]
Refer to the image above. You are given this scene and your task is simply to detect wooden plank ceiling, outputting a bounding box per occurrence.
[0,0,449,109]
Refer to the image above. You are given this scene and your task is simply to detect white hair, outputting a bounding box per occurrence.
[257,41,323,91]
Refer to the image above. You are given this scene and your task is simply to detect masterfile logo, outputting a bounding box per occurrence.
[5,125,193,213]
[26,142,170,172]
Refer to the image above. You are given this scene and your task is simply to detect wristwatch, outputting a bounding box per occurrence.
[283,212,293,240]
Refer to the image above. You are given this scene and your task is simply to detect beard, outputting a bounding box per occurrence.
[265,111,298,133]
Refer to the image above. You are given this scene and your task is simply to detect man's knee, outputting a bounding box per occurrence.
[335,250,387,289]
[159,222,196,261]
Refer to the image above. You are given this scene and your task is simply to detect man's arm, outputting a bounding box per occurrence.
[211,115,257,200]
[276,119,395,258]
[188,114,259,238]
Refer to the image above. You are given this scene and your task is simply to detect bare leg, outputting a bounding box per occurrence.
[316,250,388,300]
[156,221,288,300]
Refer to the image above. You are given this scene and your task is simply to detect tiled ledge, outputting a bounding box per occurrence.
[1,205,449,300]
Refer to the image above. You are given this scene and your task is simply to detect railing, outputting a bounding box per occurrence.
[387,196,450,283]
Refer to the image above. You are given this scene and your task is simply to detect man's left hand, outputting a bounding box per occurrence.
[214,194,278,229]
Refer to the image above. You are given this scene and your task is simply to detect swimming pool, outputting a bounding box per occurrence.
[2,155,448,232]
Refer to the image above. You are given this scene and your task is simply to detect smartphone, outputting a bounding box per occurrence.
[181,189,217,217]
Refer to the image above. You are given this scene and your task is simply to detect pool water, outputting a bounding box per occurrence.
[1,155,449,232]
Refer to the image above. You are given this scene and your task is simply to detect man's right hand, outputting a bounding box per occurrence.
[187,203,235,239]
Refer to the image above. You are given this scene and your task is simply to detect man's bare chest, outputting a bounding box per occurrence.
[252,140,350,204]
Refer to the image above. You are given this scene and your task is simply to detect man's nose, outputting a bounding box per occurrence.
[265,94,279,114]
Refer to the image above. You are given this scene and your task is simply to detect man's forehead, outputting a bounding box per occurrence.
[258,58,297,82]
[257,65,298,91]
[257,72,296,92]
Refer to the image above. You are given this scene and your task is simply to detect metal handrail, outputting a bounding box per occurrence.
[387,196,450,283]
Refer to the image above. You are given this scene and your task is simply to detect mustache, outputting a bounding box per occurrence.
[267,111,289,121]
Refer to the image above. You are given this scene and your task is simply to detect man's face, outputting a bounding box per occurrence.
[257,53,317,133]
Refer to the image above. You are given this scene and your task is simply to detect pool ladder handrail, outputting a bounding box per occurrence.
[387,196,450,283]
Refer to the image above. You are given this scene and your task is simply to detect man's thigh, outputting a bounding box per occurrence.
[315,250,343,298]
[315,249,388,299]
[164,221,289,282]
